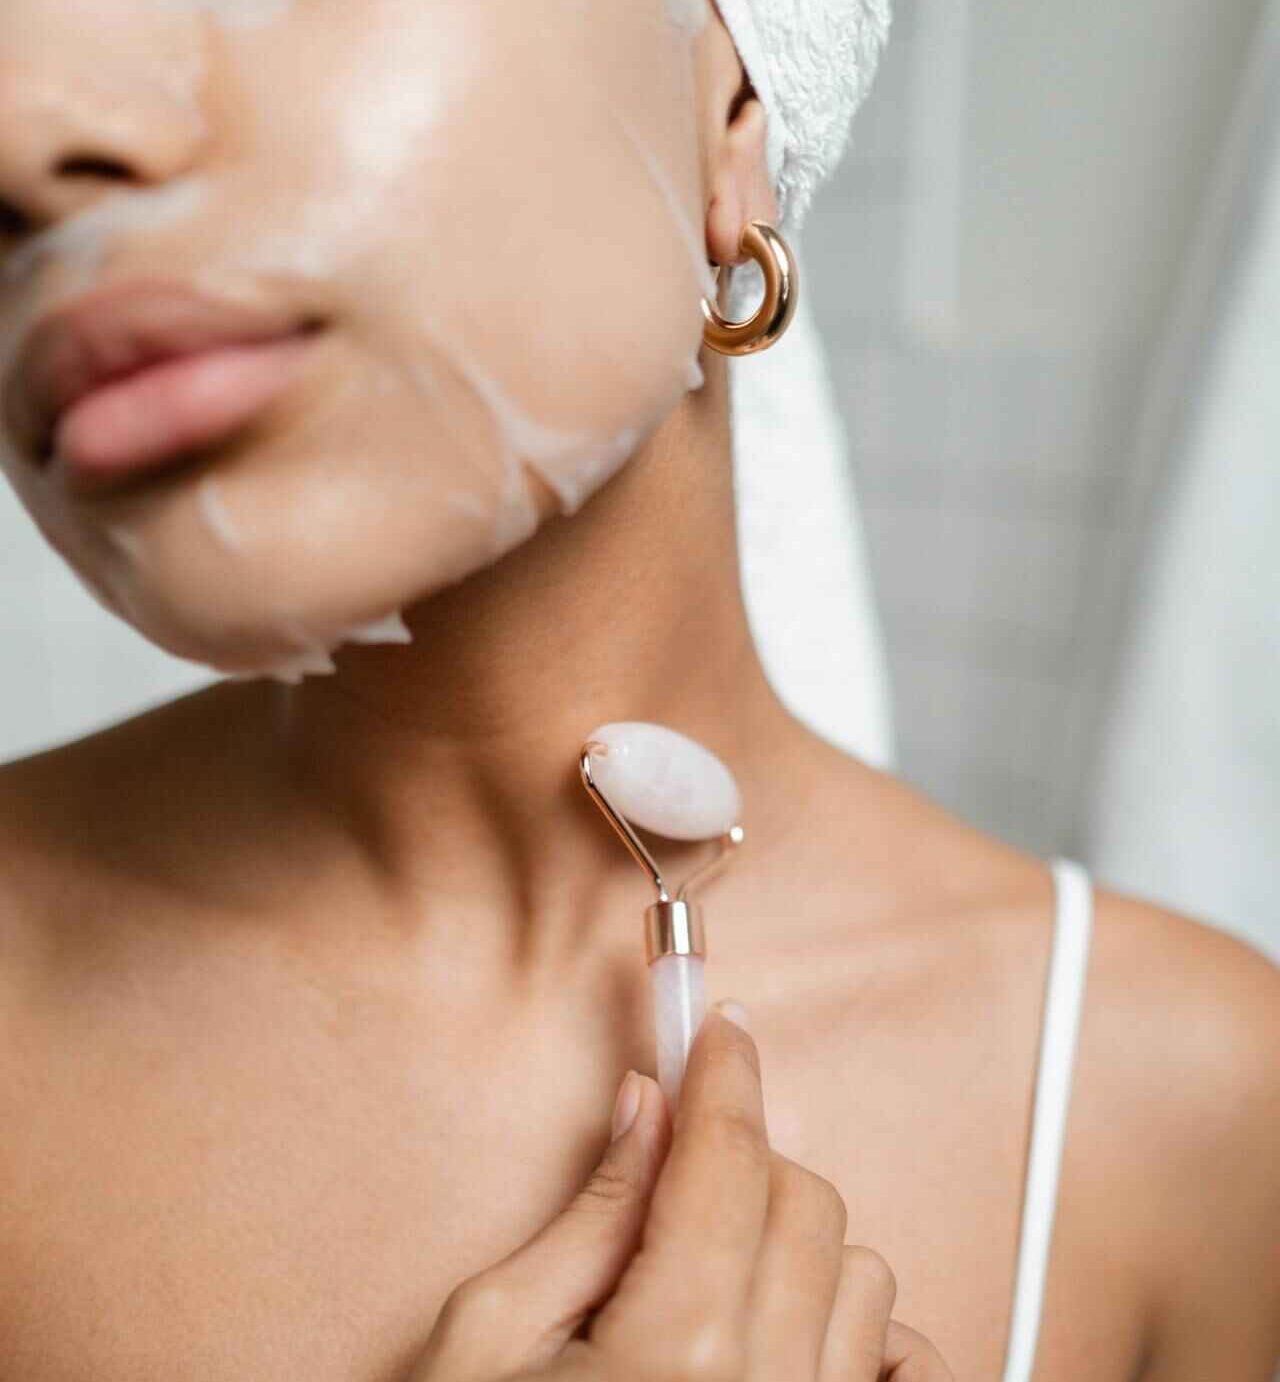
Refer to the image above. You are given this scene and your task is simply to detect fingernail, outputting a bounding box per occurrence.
[714,999,751,1033]
[611,1070,642,1141]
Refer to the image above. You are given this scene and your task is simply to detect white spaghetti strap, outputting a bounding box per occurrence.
[1000,858,1094,1382]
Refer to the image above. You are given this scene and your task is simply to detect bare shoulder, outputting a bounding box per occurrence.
[0,680,228,867]
[807,748,1278,1121]
[0,678,275,981]
[1077,889,1280,1375]
[786,749,1278,1372]
[0,726,100,979]
[1084,887,1279,1141]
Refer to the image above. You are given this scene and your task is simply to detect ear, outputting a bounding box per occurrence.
[698,14,778,267]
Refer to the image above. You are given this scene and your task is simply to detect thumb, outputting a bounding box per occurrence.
[420,1071,670,1381]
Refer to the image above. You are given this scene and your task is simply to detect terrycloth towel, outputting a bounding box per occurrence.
[712,0,896,765]
[716,0,893,231]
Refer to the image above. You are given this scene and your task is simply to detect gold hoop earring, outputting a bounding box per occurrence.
[701,221,799,357]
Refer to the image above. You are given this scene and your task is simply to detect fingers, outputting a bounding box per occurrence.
[643,1003,772,1286]
[744,1153,848,1381]
[592,1004,770,1372]
[416,1071,670,1382]
[880,1320,956,1382]
[507,1071,671,1351]
[817,1245,898,1382]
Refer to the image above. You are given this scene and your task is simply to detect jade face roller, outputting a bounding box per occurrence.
[579,722,744,1108]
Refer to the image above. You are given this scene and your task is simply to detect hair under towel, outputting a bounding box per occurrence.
[713,0,893,229]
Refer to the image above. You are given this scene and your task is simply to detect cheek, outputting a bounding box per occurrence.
[328,0,714,485]
[229,0,712,393]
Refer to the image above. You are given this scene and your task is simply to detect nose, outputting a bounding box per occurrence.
[0,11,207,241]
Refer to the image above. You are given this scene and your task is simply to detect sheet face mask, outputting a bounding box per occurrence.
[0,0,713,678]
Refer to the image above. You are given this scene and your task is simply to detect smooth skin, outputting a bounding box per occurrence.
[0,4,1278,1382]
[412,1008,950,1382]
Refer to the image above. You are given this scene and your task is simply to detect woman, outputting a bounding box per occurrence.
[0,2,1276,1379]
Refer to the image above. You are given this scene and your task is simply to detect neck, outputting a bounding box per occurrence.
[275,350,819,974]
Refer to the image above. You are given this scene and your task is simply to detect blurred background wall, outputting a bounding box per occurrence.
[804,0,1277,957]
[0,490,211,758]
[1,0,1277,958]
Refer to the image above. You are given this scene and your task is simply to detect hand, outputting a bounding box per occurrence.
[412,1002,953,1381]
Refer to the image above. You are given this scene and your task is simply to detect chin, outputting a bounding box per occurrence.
[24,330,699,683]
[35,462,532,683]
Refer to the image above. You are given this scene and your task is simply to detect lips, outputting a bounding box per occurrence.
[3,280,323,488]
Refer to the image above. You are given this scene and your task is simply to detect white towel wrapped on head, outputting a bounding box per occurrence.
[715,0,892,230]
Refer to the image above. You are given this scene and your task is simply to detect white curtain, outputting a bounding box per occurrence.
[1086,0,1280,959]
[806,0,1278,958]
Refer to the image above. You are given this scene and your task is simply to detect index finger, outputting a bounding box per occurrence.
[597,1003,769,1340]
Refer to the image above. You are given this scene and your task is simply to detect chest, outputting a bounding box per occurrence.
[0,975,1145,1382]
[0,978,586,1381]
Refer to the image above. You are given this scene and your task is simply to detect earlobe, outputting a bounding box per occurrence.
[705,96,777,267]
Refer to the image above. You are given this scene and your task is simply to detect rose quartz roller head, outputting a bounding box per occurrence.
[579,723,744,1109]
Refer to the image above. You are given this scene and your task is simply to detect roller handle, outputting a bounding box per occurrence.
[650,952,707,1109]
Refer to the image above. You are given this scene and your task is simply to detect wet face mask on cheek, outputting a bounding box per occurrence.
[0,0,715,680]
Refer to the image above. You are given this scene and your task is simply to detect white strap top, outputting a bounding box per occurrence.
[1000,859,1095,1382]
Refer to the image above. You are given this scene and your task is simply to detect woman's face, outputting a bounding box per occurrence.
[0,0,714,678]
